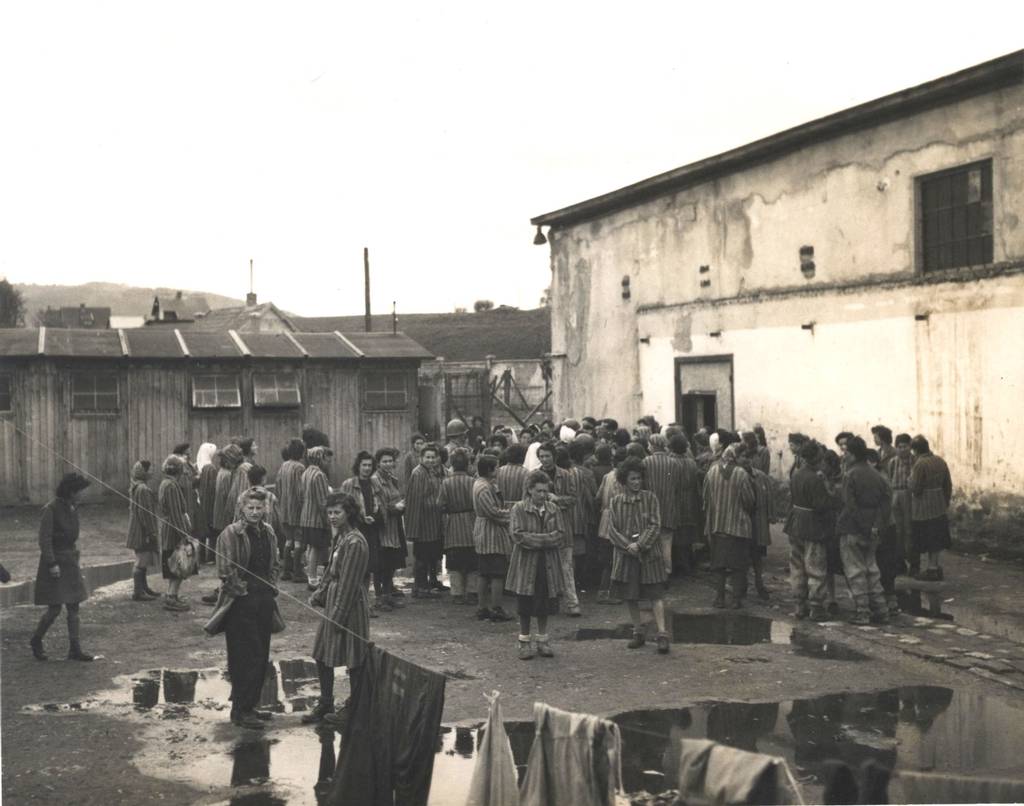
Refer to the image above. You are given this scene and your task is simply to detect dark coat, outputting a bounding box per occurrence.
[34,498,89,605]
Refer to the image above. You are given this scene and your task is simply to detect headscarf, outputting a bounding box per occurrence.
[709,432,721,454]
[307,446,333,469]
[220,444,244,469]
[559,425,576,443]
[130,460,151,486]
[649,434,668,452]
[162,454,185,476]
[196,442,217,471]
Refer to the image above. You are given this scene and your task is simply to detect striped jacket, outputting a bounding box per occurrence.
[398,450,419,493]
[127,480,158,552]
[311,528,369,669]
[197,463,218,532]
[276,459,306,526]
[176,462,199,532]
[753,446,771,475]
[596,472,627,540]
[230,463,254,520]
[910,452,952,521]
[204,520,282,637]
[670,452,704,527]
[438,471,476,550]
[607,490,666,585]
[642,452,680,529]
[472,477,512,556]
[523,466,577,548]
[405,463,443,543]
[158,476,190,552]
[749,467,775,547]
[702,462,755,540]
[505,499,565,597]
[496,464,528,504]
[299,465,331,530]
[569,465,597,535]
[372,470,405,549]
[212,467,235,532]
[337,476,386,526]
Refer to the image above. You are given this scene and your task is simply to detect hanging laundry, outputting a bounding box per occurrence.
[327,645,446,806]
[892,770,1024,804]
[676,738,791,805]
[466,691,519,806]
[519,702,622,806]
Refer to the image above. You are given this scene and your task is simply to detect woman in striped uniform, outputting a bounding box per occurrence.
[158,455,193,612]
[472,454,514,622]
[405,443,445,597]
[495,444,528,504]
[506,471,566,660]
[607,458,670,654]
[595,450,627,604]
[338,451,388,612]
[702,444,755,609]
[196,444,219,564]
[739,445,775,602]
[438,448,478,604]
[304,492,369,727]
[299,446,333,589]
[372,448,407,608]
[126,460,160,601]
[275,438,307,581]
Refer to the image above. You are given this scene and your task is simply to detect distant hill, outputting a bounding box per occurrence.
[15,282,243,318]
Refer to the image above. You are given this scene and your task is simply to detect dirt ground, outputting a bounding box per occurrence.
[3,505,1024,804]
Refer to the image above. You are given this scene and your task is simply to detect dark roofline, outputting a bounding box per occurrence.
[531,50,1024,229]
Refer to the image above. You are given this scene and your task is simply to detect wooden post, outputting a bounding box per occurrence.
[364,247,372,332]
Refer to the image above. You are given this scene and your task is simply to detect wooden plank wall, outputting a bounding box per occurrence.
[0,360,421,505]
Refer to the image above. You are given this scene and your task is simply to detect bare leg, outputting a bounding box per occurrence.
[652,598,667,634]
[536,615,548,635]
[627,600,643,630]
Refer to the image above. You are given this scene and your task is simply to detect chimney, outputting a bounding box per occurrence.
[151,296,160,319]
[246,292,258,306]
[176,290,183,300]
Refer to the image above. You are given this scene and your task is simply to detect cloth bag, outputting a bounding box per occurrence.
[466,691,519,806]
[168,540,198,579]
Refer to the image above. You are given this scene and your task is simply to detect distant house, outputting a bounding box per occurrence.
[150,290,211,323]
[38,304,111,329]
[110,315,146,329]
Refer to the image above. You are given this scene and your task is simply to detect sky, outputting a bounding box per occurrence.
[0,2,1019,317]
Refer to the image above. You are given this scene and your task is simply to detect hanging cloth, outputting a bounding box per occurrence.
[892,770,1024,804]
[676,738,795,805]
[519,702,622,806]
[466,691,519,806]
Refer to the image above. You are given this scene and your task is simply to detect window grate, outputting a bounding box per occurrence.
[365,373,408,411]
[920,160,993,272]
[192,374,242,409]
[253,373,301,408]
[72,373,119,412]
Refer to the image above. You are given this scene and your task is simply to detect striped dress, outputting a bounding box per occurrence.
[276,459,306,528]
[496,464,528,504]
[405,464,443,543]
[702,462,755,540]
[643,451,680,529]
[750,467,775,548]
[127,479,159,553]
[569,465,597,539]
[212,467,236,532]
[176,461,199,535]
[596,473,626,540]
[607,489,666,586]
[197,463,219,535]
[438,472,476,550]
[311,528,369,669]
[230,462,254,520]
[373,469,406,549]
[505,500,566,596]
[158,476,189,552]
[909,453,952,521]
[299,465,331,530]
[523,467,578,548]
[472,477,512,556]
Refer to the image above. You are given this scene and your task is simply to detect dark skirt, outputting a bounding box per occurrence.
[414,540,443,564]
[596,538,614,569]
[34,551,89,606]
[674,524,699,549]
[913,516,952,554]
[378,546,406,575]
[478,553,509,579]
[517,550,557,617]
[709,533,751,572]
[358,522,381,578]
[446,546,477,573]
[749,543,768,560]
[610,556,666,602]
[825,535,844,575]
[302,526,331,551]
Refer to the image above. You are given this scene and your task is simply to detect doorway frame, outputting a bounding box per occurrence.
[674,354,735,431]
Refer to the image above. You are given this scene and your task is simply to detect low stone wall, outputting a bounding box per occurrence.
[0,560,134,608]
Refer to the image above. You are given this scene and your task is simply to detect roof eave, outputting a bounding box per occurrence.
[531,49,1023,229]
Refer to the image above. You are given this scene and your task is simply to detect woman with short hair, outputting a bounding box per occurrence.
[372,448,407,608]
[30,472,94,661]
[159,455,193,612]
[127,460,160,601]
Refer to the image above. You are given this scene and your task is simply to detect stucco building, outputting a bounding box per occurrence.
[531,51,1023,546]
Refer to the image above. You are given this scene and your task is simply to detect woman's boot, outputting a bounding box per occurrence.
[66,610,94,662]
[142,568,161,597]
[30,607,60,661]
[280,544,294,581]
[132,569,158,601]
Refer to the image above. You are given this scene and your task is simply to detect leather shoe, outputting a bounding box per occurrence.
[231,710,265,729]
[301,701,333,724]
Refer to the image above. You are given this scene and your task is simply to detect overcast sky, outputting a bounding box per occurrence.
[1,2,1019,317]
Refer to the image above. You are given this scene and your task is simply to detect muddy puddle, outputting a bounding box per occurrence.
[575,612,869,661]
[24,665,1024,804]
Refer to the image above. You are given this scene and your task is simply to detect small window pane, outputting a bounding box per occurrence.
[72,373,119,412]
[253,373,301,408]
[192,374,241,409]
[364,374,407,411]
[0,375,11,412]
[920,160,993,272]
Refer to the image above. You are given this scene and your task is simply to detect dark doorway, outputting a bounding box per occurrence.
[680,393,717,435]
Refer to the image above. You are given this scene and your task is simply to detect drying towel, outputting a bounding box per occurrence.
[677,738,782,805]
[327,644,446,806]
[519,702,622,806]
[466,691,519,806]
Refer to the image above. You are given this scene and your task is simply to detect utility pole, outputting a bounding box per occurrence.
[392,300,397,335]
[364,247,372,332]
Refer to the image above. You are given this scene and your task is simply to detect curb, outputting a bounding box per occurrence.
[0,560,135,608]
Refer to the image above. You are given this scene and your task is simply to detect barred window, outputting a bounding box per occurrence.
[253,372,301,408]
[920,160,993,272]
[0,374,11,412]
[192,374,241,409]
[365,373,408,411]
[72,373,118,412]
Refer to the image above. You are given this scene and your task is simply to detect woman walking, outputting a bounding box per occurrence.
[204,487,282,729]
[303,492,369,727]
[507,470,565,660]
[159,455,193,612]
[127,460,160,601]
[30,472,95,661]
[372,448,407,608]
[606,458,670,654]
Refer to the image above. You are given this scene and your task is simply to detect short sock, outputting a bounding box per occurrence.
[518,634,531,643]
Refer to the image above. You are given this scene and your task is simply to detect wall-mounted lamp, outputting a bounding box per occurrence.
[709,330,722,338]
[533,226,547,245]
[801,322,815,332]
[621,275,631,300]
[914,312,930,322]
[800,246,815,279]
